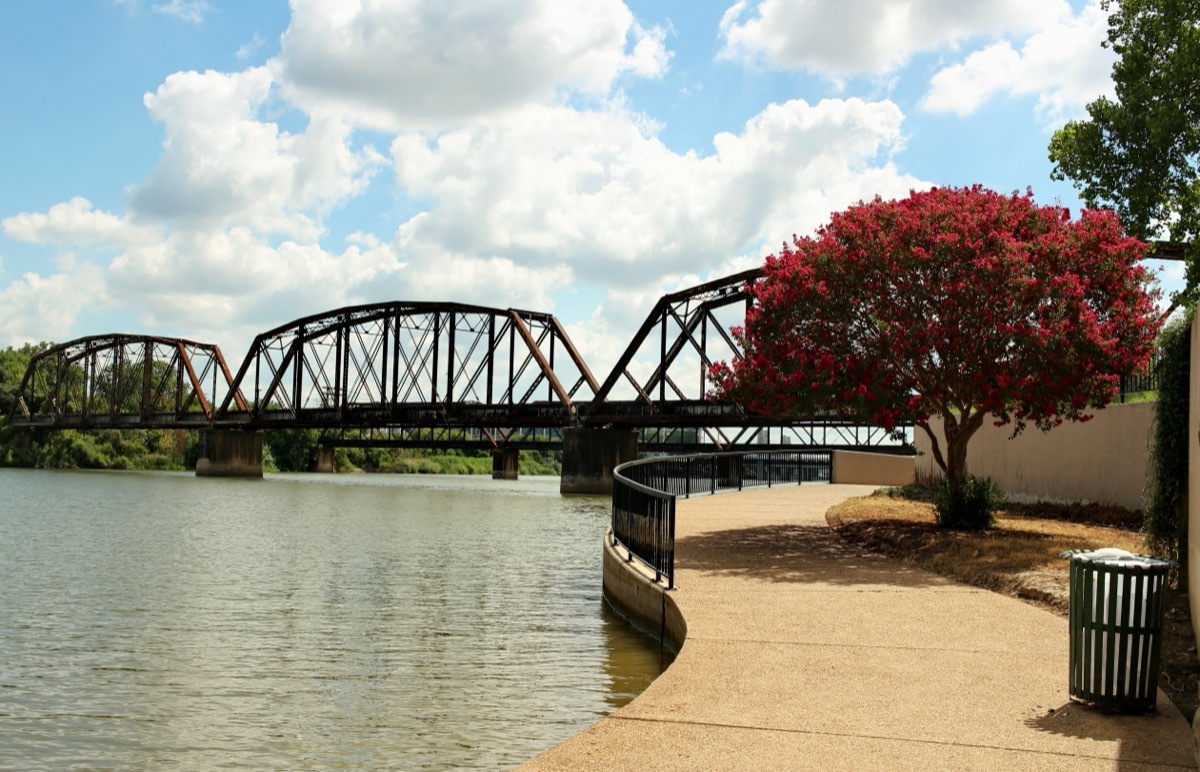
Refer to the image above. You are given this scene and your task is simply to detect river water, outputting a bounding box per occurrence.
[0,469,669,769]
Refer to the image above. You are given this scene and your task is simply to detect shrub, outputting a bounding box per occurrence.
[934,474,1004,530]
[878,483,938,502]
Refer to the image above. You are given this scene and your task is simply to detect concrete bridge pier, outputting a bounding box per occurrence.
[195,429,264,478]
[492,447,520,479]
[560,428,638,494]
[313,446,336,473]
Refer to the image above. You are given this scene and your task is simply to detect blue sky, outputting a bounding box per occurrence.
[0,0,1179,370]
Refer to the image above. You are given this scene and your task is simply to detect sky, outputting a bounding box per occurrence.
[0,0,1181,373]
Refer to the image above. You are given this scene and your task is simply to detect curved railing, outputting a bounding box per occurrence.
[611,450,832,589]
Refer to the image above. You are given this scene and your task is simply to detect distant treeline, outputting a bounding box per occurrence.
[0,344,561,475]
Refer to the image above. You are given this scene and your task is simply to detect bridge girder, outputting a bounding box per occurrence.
[216,301,600,429]
[584,268,765,448]
[6,281,908,451]
[9,334,243,428]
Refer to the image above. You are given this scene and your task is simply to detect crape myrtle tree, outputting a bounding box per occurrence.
[710,186,1161,528]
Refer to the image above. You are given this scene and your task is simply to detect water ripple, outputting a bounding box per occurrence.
[0,469,669,770]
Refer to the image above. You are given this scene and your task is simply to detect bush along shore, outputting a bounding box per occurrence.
[0,425,561,477]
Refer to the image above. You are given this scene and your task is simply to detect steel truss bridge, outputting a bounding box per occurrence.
[8,270,906,453]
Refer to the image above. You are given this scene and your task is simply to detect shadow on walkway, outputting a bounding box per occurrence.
[675,522,956,589]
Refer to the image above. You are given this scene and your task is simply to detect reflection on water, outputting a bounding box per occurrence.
[0,469,668,770]
[600,603,675,712]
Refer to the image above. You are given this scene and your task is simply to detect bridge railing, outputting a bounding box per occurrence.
[611,449,832,589]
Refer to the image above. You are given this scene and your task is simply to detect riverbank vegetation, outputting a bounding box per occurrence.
[0,344,561,476]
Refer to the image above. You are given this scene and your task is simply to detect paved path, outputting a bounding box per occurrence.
[523,484,1198,771]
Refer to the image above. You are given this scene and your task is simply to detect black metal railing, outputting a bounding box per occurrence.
[1119,353,1161,402]
[610,450,832,589]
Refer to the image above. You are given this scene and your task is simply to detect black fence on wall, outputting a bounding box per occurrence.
[610,450,832,588]
[1119,353,1161,402]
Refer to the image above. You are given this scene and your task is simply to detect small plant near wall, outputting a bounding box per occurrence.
[933,474,1005,530]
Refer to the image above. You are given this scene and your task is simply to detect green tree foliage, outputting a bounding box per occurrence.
[0,342,48,417]
[1144,306,1193,579]
[0,343,196,470]
[519,449,562,476]
[262,428,322,472]
[1049,0,1200,299]
[333,444,561,475]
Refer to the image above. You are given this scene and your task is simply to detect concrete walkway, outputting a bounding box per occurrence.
[523,484,1198,771]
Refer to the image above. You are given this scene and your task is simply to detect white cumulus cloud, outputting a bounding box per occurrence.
[3,197,158,248]
[152,0,211,23]
[128,67,383,239]
[0,265,106,345]
[390,98,924,290]
[920,0,1114,123]
[108,227,405,325]
[274,0,670,130]
[718,0,1067,77]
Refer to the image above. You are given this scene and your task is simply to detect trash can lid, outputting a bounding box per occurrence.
[1062,548,1173,568]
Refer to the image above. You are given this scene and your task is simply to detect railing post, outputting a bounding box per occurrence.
[666,497,676,590]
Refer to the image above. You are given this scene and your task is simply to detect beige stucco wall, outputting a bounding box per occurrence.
[914,402,1154,511]
[831,450,915,486]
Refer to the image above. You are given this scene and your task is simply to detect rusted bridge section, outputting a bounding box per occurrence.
[11,335,245,429]
[8,271,905,488]
[215,301,601,431]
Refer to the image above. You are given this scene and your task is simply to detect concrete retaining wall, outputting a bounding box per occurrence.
[601,530,686,653]
[831,450,915,486]
[914,402,1153,511]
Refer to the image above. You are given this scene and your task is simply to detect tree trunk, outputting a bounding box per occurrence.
[942,410,984,496]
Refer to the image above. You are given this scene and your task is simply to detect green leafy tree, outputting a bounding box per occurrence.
[263,428,322,472]
[0,343,49,417]
[0,344,50,466]
[1144,309,1192,579]
[1049,0,1200,300]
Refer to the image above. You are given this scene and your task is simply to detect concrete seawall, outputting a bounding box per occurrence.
[601,531,685,654]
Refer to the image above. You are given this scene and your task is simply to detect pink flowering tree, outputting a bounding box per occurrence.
[711,186,1160,526]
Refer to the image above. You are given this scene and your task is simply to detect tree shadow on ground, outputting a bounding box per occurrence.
[674,523,962,589]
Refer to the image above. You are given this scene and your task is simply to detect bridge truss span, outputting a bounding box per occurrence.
[7,283,912,455]
[10,334,244,428]
[217,301,601,429]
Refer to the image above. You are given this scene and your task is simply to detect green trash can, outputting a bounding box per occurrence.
[1064,548,1171,712]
